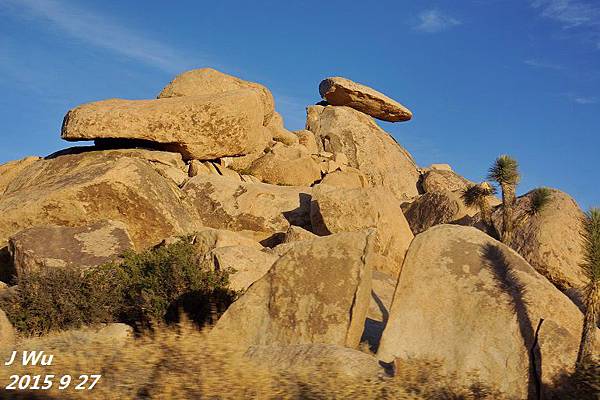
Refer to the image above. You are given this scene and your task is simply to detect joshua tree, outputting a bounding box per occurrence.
[576,208,600,368]
[488,155,520,246]
[461,182,497,234]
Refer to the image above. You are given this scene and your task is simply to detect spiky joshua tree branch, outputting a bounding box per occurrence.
[577,208,600,368]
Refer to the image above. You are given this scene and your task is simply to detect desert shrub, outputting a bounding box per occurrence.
[112,236,235,329]
[1,236,236,335]
[0,265,125,335]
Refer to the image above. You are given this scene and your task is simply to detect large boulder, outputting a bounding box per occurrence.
[318,77,412,122]
[306,105,419,201]
[319,167,368,189]
[211,231,375,349]
[0,156,41,196]
[402,190,477,235]
[61,90,269,161]
[245,343,384,379]
[191,227,264,254]
[493,189,589,304]
[377,224,589,399]
[310,184,413,276]
[246,143,322,187]
[420,169,472,194]
[158,68,275,125]
[183,174,311,243]
[8,220,134,276]
[0,150,199,250]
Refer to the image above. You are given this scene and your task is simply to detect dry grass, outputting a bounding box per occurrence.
[0,322,509,400]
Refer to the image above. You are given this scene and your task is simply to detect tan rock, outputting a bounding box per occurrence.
[183,174,311,242]
[247,143,322,187]
[311,184,413,276]
[0,156,41,196]
[319,77,412,122]
[246,343,384,379]
[377,225,588,399]
[18,323,133,350]
[420,169,473,194]
[402,190,477,235]
[192,227,263,255]
[0,308,15,350]
[282,226,317,244]
[0,150,199,250]
[362,271,396,352]
[158,68,275,125]
[61,90,268,161]
[493,189,589,305]
[211,231,375,349]
[8,220,134,276]
[320,167,369,189]
[306,105,419,201]
[294,130,319,154]
[428,163,453,171]
[200,245,278,292]
[267,112,298,145]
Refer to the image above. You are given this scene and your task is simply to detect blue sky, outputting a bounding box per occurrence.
[0,0,598,209]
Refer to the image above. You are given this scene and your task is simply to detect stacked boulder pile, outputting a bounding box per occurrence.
[0,68,596,398]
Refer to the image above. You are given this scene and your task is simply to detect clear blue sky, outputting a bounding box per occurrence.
[0,0,598,209]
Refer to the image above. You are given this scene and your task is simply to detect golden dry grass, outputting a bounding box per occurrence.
[0,322,508,400]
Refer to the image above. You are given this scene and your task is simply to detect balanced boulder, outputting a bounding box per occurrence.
[183,174,311,242]
[319,77,412,122]
[158,68,275,125]
[8,220,133,276]
[377,224,588,399]
[306,105,419,201]
[310,184,413,276]
[61,90,269,161]
[211,231,375,349]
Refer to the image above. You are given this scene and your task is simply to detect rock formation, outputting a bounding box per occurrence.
[377,225,590,399]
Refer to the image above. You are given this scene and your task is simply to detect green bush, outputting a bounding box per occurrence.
[1,236,236,335]
[0,265,125,335]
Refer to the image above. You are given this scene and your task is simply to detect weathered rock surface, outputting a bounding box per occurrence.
[158,68,275,125]
[18,323,133,350]
[211,231,375,349]
[362,270,396,352]
[183,174,311,242]
[311,184,413,276]
[0,308,15,350]
[0,156,41,196]
[8,220,134,276]
[200,245,278,292]
[402,190,477,235]
[246,343,384,379]
[0,150,199,250]
[191,227,263,255]
[319,77,412,122]
[493,189,589,304]
[420,169,472,194]
[247,143,322,187]
[306,105,419,201]
[282,226,317,244]
[266,112,298,145]
[61,90,269,160]
[377,224,589,399]
[294,129,319,154]
[320,167,368,189]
